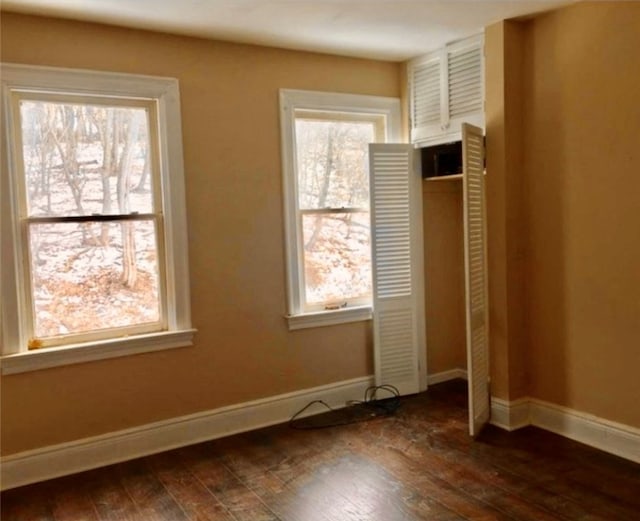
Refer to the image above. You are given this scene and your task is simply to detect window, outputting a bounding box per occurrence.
[1,64,194,373]
[279,89,401,330]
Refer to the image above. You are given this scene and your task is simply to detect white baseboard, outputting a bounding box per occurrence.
[4,376,638,491]
[529,399,640,464]
[490,396,531,431]
[0,375,374,491]
[490,397,640,464]
[427,368,467,385]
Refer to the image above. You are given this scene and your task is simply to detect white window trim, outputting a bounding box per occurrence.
[0,63,195,374]
[279,89,401,330]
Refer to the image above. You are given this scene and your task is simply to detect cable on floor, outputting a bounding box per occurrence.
[289,384,401,430]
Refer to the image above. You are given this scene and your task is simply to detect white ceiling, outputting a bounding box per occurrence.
[1,0,574,61]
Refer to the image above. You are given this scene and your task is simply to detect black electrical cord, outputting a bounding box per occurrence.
[289,384,401,430]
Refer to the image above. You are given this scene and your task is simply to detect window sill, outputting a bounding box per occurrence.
[0,329,197,375]
[286,306,372,331]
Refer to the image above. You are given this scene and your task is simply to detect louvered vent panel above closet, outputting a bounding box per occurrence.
[409,33,484,146]
[412,59,441,127]
[448,46,483,119]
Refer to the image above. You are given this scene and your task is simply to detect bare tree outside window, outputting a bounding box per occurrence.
[19,100,161,340]
[294,117,376,307]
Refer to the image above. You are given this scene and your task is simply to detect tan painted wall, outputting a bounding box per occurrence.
[484,20,528,400]
[522,2,640,427]
[486,2,640,427]
[423,181,467,375]
[484,22,511,400]
[0,13,401,455]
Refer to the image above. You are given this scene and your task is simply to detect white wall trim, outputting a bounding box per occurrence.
[286,306,372,331]
[490,396,640,465]
[0,375,375,491]
[279,89,401,320]
[4,377,638,491]
[427,368,467,385]
[490,396,531,431]
[529,398,640,465]
[0,329,197,375]
[1,63,193,359]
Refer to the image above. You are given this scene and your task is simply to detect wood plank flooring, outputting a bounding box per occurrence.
[2,380,639,521]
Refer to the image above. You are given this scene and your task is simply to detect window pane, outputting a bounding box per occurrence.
[19,100,153,217]
[295,119,375,210]
[29,220,161,338]
[302,212,372,306]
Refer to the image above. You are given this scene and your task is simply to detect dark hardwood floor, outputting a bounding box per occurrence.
[2,380,639,521]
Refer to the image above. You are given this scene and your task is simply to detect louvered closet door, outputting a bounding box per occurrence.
[369,144,426,396]
[447,38,484,131]
[462,123,490,437]
[410,55,443,144]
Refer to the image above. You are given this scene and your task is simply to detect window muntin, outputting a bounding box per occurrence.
[8,91,167,349]
[294,112,384,311]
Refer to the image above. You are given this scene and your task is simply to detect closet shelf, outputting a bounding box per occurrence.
[424,170,487,182]
[425,173,463,182]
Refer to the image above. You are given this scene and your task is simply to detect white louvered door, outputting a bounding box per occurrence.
[369,144,426,396]
[462,123,490,437]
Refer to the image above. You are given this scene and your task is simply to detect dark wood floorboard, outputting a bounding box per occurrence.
[2,380,639,521]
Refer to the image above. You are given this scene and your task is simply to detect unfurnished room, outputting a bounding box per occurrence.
[0,1,639,520]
